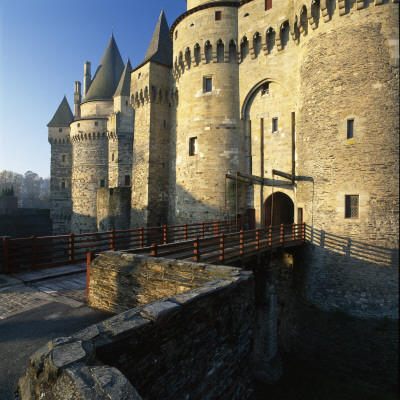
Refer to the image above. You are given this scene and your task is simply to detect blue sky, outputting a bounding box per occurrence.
[0,0,185,178]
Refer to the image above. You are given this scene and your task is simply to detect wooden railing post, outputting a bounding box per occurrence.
[184,223,188,241]
[292,223,295,241]
[110,229,115,251]
[214,221,219,236]
[163,225,168,244]
[139,227,144,248]
[194,237,200,261]
[219,234,225,262]
[239,230,244,256]
[201,222,205,238]
[151,243,157,257]
[302,222,306,241]
[268,226,272,247]
[86,251,95,301]
[255,228,260,252]
[2,237,9,274]
[280,224,284,245]
[31,236,37,269]
[69,233,75,263]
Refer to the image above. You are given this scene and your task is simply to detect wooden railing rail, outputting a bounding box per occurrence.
[2,218,241,274]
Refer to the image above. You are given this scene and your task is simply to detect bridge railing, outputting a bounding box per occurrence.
[1,218,241,274]
[127,223,306,264]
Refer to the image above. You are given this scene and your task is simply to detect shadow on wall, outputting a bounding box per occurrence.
[294,226,399,319]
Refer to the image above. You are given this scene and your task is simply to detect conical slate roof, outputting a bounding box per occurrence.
[83,34,125,103]
[143,10,173,67]
[114,59,132,97]
[47,96,74,127]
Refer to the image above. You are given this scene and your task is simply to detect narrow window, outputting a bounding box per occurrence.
[347,119,354,139]
[215,11,222,21]
[61,181,66,189]
[163,120,167,128]
[95,121,99,127]
[77,123,80,127]
[204,77,212,93]
[265,0,272,10]
[59,128,62,133]
[272,118,278,132]
[261,83,270,96]
[125,100,128,106]
[100,180,105,188]
[345,195,359,218]
[62,155,66,162]
[111,153,114,161]
[125,175,131,186]
[189,137,198,156]
[175,30,178,39]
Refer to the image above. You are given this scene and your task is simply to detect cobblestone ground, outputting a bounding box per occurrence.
[0,284,53,319]
[0,270,87,320]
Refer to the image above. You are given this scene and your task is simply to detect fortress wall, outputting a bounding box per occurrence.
[71,121,109,233]
[19,254,255,400]
[131,62,172,227]
[80,100,113,118]
[49,128,72,235]
[172,5,245,224]
[293,4,399,316]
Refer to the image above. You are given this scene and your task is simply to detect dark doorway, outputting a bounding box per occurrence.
[246,208,256,230]
[263,192,294,226]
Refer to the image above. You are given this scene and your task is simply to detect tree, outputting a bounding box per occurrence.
[0,170,23,198]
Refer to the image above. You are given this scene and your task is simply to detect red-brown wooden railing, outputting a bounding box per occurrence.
[126,223,306,265]
[1,219,241,274]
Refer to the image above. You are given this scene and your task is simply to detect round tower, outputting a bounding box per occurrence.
[70,35,125,233]
[170,0,244,224]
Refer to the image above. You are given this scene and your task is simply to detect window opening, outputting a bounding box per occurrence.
[175,30,178,39]
[61,181,66,189]
[125,175,131,186]
[189,137,198,156]
[77,123,80,127]
[347,119,354,139]
[59,128,62,132]
[265,0,272,10]
[100,180,105,188]
[215,11,222,20]
[95,121,99,127]
[261,83,270,96]
[112,153,114,161]
[204,77,212,93]
[345,195,359,218]
[272,118,278,132]
[62,155,66,162]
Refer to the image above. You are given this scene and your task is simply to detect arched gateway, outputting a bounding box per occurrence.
[263,192,294,227]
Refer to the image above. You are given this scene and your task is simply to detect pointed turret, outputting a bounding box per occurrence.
[47,96,74,127]
[83,34,125,103]
[143,10,173,67]
[114,59,132,97]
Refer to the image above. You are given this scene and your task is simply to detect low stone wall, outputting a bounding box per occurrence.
[88,251,245,313]
[18,255,255,400]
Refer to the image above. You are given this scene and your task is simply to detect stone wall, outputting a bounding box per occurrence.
[18,256,255,400]
[87,251,246,313]
[97,187,131,231]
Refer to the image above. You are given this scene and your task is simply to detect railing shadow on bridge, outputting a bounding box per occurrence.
[305,226,399,267]
[1,219,242,274]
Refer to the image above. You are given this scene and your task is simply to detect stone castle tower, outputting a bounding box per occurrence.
[49,0,398,318]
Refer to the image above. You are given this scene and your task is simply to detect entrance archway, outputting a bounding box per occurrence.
[263,192,294,227]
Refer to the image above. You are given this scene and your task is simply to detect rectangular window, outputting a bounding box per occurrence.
[77,123,80,127]
[125,175,131,186]
[189,137,198,156]
[61,181,66,189]
[347,119,354,139]
[345,195,359,218]
[265,0,272,10]
[204,77,212,93]
[95,121,99,127]
[62,155,66,162]
[59,128,62,132]
[272,118,278,132]
[100,180,105,188]
[215,11,222,20]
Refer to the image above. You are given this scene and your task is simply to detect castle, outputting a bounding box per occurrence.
[48,0,398,316]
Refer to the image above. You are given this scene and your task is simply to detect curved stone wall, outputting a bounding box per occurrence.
[172,4,244,224]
